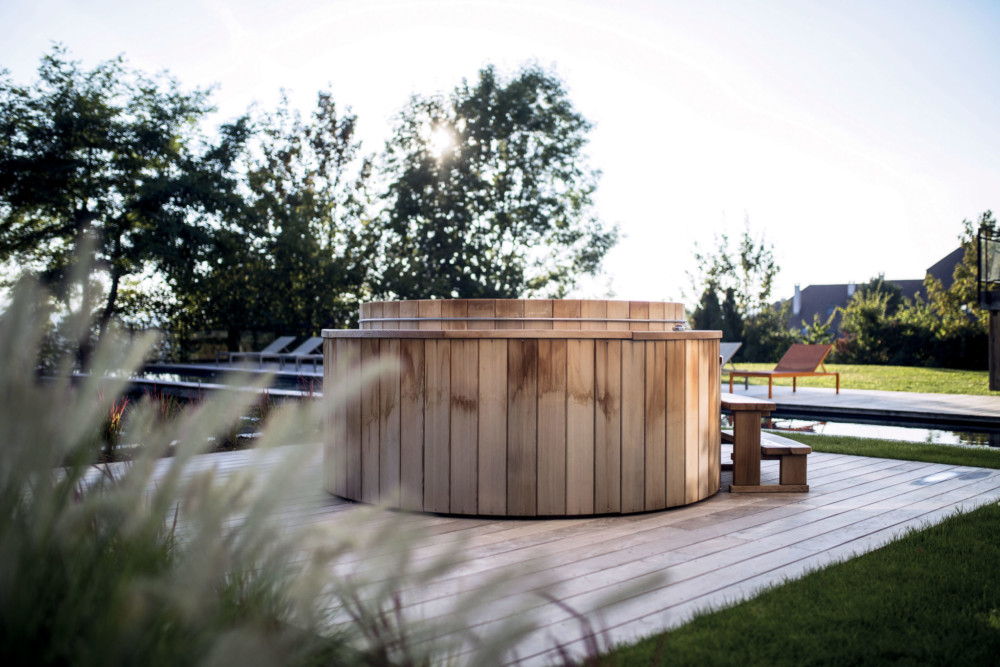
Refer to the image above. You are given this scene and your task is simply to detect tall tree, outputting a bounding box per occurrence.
[689,220,789,360]
[175,91,375,348]
[0,47,246,339]
[377,64,617,299]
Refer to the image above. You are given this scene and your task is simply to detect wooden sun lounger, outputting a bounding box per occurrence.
[728,343,840,399]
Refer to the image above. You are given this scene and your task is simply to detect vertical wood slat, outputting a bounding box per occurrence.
[684,341,701,504]
[382,301,400,331]
[450,340,478,514]
[369,302,384,331]
[507,339,538,516]
[424,340,451,512]
[441,300,468,331]
[665,340,685,507]
[607,300,629,331]
[344,339,363,500]
[467,299,496,331]
[537,339,567,515]
[324,339,346,496]
[629,301,649,332]
[620,340,645,513]
[418,300,442,331]
[553,300,582,330]
[698,339,711,500]
[644,340,667,510]
[361,338,381,503]
[708,338,721,495]
[478,339,508,515]
[495,300,524,330]
[581,300,607,331]
[358,302,370,330]
[594,339,622,514]
[379,339,401,506]
[398,301,419,330]
[648,301,665,332]
[566,339,595,514]
[524,299,553,330]
[399,339,424,510]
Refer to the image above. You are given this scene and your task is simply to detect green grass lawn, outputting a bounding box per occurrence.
[783,433,1000,469]
[598,435,1000,666]
[723,363,999,396]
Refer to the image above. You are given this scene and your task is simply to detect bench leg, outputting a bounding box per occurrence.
[731,411,761,487]
[767,378,773,398]
[792,377,797,393]
[779,455,808,486]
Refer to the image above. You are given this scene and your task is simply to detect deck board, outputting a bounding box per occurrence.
[125,445,1000,665]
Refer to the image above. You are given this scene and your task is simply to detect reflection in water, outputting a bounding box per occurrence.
[721,415,1000,448]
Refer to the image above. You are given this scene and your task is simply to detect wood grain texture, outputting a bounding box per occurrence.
[607,300,630,331]
[594,339,622,514]
[620,340,645,513]
[379,339,401,505]
[648,301,665,332]
[418,300,442,331]
[358,302,370,330]
[698,339,711,500]
[382,301,400,330]
[467,299,496,331]
[398,300,419,330]
[580,300,607,331]
[507,339,538,516]
[524,299,554,330]
[424,339,451,512]
[399,339,425,510]
[644,340,667,510]
[553,300,582,330]
[361,338,381,503]
[478,339,508,515]
[684,341,701,504]
[537,339,567,515]
[368,302,384,331]
[566,339,595,514]
[449,339,478,514]
[344,339,363,499]
[708,339,721,495]
[323,339,344,495]
[665,340,686,507]
[441,300,468,331]
[629,301,649,332]
[495,300,524,330]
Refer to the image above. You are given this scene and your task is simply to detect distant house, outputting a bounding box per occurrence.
[785,248,963,335]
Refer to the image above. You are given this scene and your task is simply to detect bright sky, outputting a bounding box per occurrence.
[3,0,999,306]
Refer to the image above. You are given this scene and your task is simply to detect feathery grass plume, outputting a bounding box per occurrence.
[4,272,646,665]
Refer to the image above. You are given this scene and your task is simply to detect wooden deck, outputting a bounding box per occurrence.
[169,444,1000,664]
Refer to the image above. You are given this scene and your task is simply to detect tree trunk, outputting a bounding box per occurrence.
[99,268,121,341]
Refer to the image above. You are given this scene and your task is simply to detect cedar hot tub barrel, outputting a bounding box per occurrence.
[322,299,721,517]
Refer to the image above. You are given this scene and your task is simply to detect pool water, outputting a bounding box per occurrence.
[760,418,1000,448]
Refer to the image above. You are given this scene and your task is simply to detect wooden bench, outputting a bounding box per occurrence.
[722,393,811,493]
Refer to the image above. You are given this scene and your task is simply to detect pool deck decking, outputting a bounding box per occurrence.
[183,443,1000,664]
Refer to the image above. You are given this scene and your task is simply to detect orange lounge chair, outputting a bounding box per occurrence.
[728,343,840,399]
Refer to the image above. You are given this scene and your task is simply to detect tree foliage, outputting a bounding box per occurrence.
[377,64,618,300]
[689,220,789,361]
[173,92,375,349]
[0,47,246,340]
[836,212,994,369]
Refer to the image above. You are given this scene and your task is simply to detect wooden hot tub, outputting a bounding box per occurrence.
[322,299,721,517]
